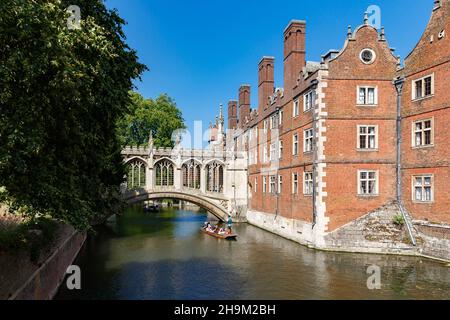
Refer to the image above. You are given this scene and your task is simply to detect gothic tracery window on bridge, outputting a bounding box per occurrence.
[155,159,174,187]
[126,159,146,189]
[182,160,201,190]
[206,161,224,193]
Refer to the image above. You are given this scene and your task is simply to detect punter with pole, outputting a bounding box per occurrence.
[227,210,234,235]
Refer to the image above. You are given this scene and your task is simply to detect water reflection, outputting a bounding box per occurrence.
[56,206,450,300]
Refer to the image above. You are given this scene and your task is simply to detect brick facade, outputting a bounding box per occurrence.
[226,1,449,248]
[400,0,450,224]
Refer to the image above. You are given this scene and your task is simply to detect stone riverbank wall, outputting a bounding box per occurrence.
[247,202,450,263]
[0,224,86,300]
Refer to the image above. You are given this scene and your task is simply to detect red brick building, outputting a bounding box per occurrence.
[400,0,450,225]
[226,0,449,254]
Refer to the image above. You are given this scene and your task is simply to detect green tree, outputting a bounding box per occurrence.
[0,0,147,230]
[117,92,186,148]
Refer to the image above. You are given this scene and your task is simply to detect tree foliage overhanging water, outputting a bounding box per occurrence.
[0,0,146,230]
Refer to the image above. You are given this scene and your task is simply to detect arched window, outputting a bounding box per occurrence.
[206,161,224,193]
[182,160,201,189]
[155,159,174,187]
[126,159,146,189]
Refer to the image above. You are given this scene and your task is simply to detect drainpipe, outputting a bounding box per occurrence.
[394,77,405,203]
[275,107,281,220]
[394,76,416,246]
[311,79,319,227]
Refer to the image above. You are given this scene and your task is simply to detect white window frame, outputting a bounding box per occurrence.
[263,145,268,163]
[292,173,299,195]
[270,143,276,161]
[412,74,434,101]
[303,171,314,196]
[412,118,434,148]
[278,140,283,159]
[249,149,255,165]
[412,175,434,203]
[357,125,379,150]
[278,175,283,194]
[270,115,276,129]
[254,177,258,193]
[303,128,314,153]
[303,90,314,112]
[279,110,283,126]
[263,119,268,133]
[357,86,378,105]
[360,48,376,65]
[357,170,379,196]
[292,133,299,155]
[269,175,276,194]
[293,99,300,117]
[263,176,267,193]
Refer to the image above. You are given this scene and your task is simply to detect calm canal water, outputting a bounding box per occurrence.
[56,206,450,300]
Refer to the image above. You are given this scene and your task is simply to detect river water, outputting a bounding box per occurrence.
[56,206,450,300]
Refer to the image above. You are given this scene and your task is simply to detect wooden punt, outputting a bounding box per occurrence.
[201,229,237,240]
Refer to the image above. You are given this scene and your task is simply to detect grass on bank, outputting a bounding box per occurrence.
[0,211,58,261]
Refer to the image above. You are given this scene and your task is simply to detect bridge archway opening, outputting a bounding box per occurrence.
[124,190,228,222]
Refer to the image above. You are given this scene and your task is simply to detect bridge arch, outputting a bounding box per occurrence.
[123,190,229,221]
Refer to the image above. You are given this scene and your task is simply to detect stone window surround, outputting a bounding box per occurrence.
[303,90,314,112]
[411,73,435,101]
[278,175,283,193]
[412,174,434,203]
[411,117,435,149]
[303,171,313,196]
[359,48,376,65]
[292,133,299,155]
[292,172,299,195]
[293,98,300,118]
[357,170,379,197]
[356,85,378,106]
[303,128,314,153]
[357,124,379,151]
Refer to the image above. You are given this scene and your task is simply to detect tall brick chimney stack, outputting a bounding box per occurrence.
[228,100,238,130]
[258,56,275,112]
[238,85,251,128]
[283,20,306,99]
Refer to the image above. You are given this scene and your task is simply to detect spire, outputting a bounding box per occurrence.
[380,26,385,40]
[148,131,154,148]
[219,103,224,126]
[347,25,352,39]
[364,11,369,25]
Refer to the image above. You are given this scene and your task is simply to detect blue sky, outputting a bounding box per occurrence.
[105,0,432,140]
